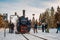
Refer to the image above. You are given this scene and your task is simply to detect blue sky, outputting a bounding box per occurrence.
[0,0,60,22]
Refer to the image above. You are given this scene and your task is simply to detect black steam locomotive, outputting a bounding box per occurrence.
[16,10,31,34]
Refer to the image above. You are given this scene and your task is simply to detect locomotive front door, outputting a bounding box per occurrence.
[20,25,28,33]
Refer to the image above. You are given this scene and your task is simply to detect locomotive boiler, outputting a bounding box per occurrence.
[16,10,31,34]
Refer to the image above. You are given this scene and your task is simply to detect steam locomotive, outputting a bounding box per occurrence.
[16,10,31,34]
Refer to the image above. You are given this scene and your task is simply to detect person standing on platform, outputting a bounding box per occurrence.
[34,21,38,33]
[11,23,14,33]
[42,22,45,32]
[56,21,60,33]
[9,23,11,33]
[45,23,48,32]
[9,23,14,33]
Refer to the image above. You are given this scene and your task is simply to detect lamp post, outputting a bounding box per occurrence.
[32,14,35,20]
[32,14,35,28]
[3,13,8,37]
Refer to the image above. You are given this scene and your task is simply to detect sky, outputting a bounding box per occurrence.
[0,0,60,22]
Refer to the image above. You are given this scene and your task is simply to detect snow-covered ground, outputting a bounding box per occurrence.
[0,28,60,40]
[30,28,60,40]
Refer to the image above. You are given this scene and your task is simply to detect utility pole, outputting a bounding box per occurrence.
[32,14,35,28]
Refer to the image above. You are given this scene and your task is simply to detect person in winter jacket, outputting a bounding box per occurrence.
[56,21,60,33]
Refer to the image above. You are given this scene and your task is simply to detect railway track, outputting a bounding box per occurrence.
[21,34,29,40]
[21,34,47,40]
[30,34,47,40]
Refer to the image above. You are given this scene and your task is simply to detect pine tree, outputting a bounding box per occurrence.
[0,14,4,28]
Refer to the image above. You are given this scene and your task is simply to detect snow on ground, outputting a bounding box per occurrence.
[23,34,43,40]
[30,28,60,40]
[0,29,26,40]
[0,28,60,40]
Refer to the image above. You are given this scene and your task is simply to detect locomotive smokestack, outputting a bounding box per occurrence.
[23,10,25,17]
